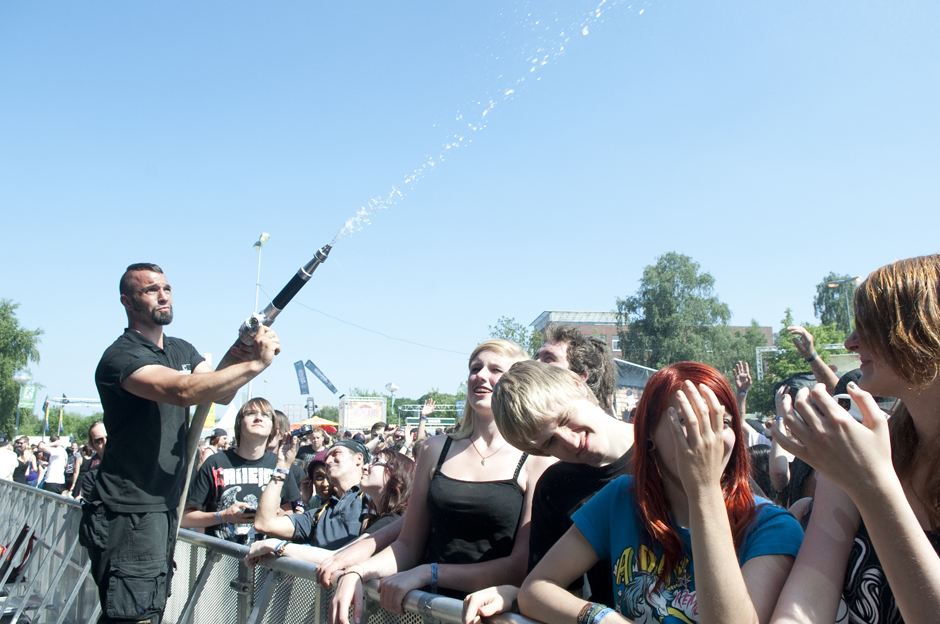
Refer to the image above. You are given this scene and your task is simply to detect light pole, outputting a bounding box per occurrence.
[13,371,30,438]
[385,382,399,425]
[827,276,862,333]
[248,233,270,400]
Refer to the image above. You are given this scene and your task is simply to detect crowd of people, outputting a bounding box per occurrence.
[3,253,938,624]
[0,427,106,498]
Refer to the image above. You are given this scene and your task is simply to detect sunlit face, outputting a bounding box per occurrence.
[844,330,908,397]
[530,397,610,466]
[325,446,361,482]
[89,424,107,456]
[535,341,570,369]
[360,455,388,497]
[241,407,274,440]
[312,465,331,500]
[124,271,173,326]
[216,435,228,449]
[650,391,735,489]
[311,430,325,449]
[468,350,516,416]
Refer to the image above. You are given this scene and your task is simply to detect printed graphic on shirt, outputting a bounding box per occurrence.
[612,544,696,624]
[209,466,275,539]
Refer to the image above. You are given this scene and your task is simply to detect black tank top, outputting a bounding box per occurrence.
[426,436,528,566]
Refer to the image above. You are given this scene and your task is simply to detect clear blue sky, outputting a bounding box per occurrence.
[2,1,938,414]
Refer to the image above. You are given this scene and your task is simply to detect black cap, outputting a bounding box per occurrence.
[211,428,227,438]
[328,439,370,464]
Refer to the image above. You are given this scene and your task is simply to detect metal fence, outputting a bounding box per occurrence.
[0,480,535,624]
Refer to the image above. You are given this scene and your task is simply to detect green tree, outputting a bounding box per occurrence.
[0,300,43,437]
[615,253,734,370]
[315,405,339,423]
[814,272,859,337]
[488,316,544,357]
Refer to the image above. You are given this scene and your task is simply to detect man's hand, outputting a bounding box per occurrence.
[275,433,300,467]
[733,361,751,395]
[787,325,816,360]
[219,501,256,523]
[420,398,435,417]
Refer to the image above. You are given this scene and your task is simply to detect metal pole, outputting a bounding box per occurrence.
[248,245,262,401]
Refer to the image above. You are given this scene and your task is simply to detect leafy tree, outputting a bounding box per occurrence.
[814,272,859,337]
[615,253,735,370]
[315,405,339,423]
[0,300,43,437]
[746,309,850,415]
[488,316,544,357]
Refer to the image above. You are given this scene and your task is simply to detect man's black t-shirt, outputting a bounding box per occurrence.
[94,329,205,512]
[187,449,300,542]
[528,450,633,605]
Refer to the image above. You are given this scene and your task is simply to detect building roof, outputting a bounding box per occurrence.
[531,310,618,330]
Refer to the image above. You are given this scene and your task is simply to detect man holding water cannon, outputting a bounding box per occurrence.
[80,263,282,624]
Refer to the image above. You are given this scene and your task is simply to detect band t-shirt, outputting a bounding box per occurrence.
[188,449,300,541]
[574,475,804,622]
[94,329,205,512]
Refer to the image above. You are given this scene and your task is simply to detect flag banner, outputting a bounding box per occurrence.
[294,361,310,395]
[19,384,37,410]
[305,360,338,394]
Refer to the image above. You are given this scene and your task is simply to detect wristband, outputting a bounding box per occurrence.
[738,391,747,397]
[429,562,438,593]
[274,467,290,476]
[804,352,818,363]
[343,564,364,581]
[269,474,286,483]
[593,608,614,624]
[274,540,289,557]
[419,416,428,421]
[216,510,224,525]
[578,603,607,624]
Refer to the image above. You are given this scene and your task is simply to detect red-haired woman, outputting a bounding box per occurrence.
[519,362,803,624]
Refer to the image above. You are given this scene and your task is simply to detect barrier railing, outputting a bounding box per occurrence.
[0,480,536,624]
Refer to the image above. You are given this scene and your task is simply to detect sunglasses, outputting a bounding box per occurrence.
[369,458,388,469]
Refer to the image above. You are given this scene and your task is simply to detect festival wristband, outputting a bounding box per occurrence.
[593,608,614,624]
[274,540,289,557]
[430,562,438,593]
[216,510,224,525]
[804,352,818,362]
[578,603,607,624]
[274,467,290,476]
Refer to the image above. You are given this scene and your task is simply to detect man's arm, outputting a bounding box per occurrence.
[733,360,751,416]
[787,326,840,393]
[122,325,280,407]
[253,434,301,540]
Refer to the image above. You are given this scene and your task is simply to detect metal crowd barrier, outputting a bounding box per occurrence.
[0,480,536,624]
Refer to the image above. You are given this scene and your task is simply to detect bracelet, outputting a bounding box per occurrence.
[343,564,364,581]
[215,510,224,525]
[804,352,818,363]
[269,474,286,483]
[274,467,290,476]
[429,562,438,593]
[593,608,614,624]
[578,603,607,624]
[419,416,428,421]
[274,540,289,557]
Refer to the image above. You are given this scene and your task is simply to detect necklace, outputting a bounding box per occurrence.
[469,439,508,465]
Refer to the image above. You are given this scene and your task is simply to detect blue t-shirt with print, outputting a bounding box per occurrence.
[573,475,803,623]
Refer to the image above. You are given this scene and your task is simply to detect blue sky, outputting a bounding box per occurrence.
[2,0,938,415]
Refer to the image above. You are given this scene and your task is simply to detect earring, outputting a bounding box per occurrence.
[647,439,656,452]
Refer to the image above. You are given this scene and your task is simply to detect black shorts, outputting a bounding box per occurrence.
[42,482,68,495]
[79,503,177,624]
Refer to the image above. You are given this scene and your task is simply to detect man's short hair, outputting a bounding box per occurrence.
[543,324,617,414]
[370,422,385,435]
[50,434,60,443]
[119,263,164,296]
[492,360,599,456]
[88,420,104,442]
